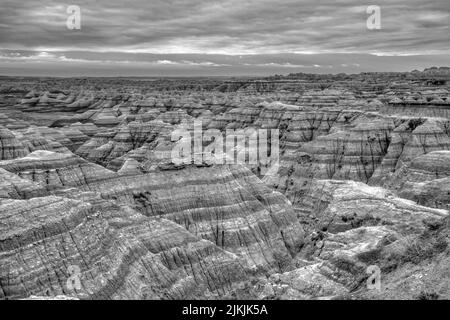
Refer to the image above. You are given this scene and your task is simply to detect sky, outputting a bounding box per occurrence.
[0,0,449,76]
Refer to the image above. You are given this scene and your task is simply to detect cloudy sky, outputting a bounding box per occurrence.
[0,0,449,76]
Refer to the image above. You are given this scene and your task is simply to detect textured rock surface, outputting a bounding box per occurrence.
[374,150,450,210]
[74,164,304,273]
[0,72,449,300]
[0,150,116,192]
[246,180,448,300]
[0,168,47,199]
[0,193,248,299]
[0,126,28,160]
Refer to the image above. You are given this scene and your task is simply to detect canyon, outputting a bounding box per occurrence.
[0,68,449,300]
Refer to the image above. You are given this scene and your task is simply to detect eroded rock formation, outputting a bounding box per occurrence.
[0,70,449,300]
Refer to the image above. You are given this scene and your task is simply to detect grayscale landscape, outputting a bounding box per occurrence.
[0,0,449,301]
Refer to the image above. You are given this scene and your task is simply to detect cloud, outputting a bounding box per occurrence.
[0,51,83,63]
[1,50,449,77]
[0,51,231,66]
[0,0,448,75]
[0,0,448,55]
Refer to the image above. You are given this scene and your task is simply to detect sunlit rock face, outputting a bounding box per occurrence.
[1,71,450,300]
[0,150,117,192]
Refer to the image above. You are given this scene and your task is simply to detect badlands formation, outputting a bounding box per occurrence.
[0,68,449,300]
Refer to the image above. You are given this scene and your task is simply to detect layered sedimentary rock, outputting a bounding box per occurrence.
[273,114,450,210]
[0,150,306,297]
[1,72,450,300]
[0,113,29,130]
[399,177,450,210]
[0,168,47,199]
[76,120,173,168]
[72,164,305,273]
[69,122,99,137]
[17,127,77,152]
[0,194,248,299]
[295,179,446,235]
[0,126,28,160]
[357,218,450,300]
[297,113,394,182]
[0,150,116,192]
[246,180,448,299]
[388,151,450,210]
[389,151,450,189]
[383,94,450,118]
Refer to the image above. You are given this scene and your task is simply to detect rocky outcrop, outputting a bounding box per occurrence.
[1,72,450,300]
[0,113,29,130]
[389,151,450,189]
[245,180,448,299]
[0,168,47,199]
[399,177,450,210]
[0,194,248,299]
[273,115,450,207]
[0,126,28,160]
[387,151,450,209]
[0,150,116,192]
[0,151,306,297]
[76,121,173,168]
[295,180,446,235]
[75,164,305,273]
